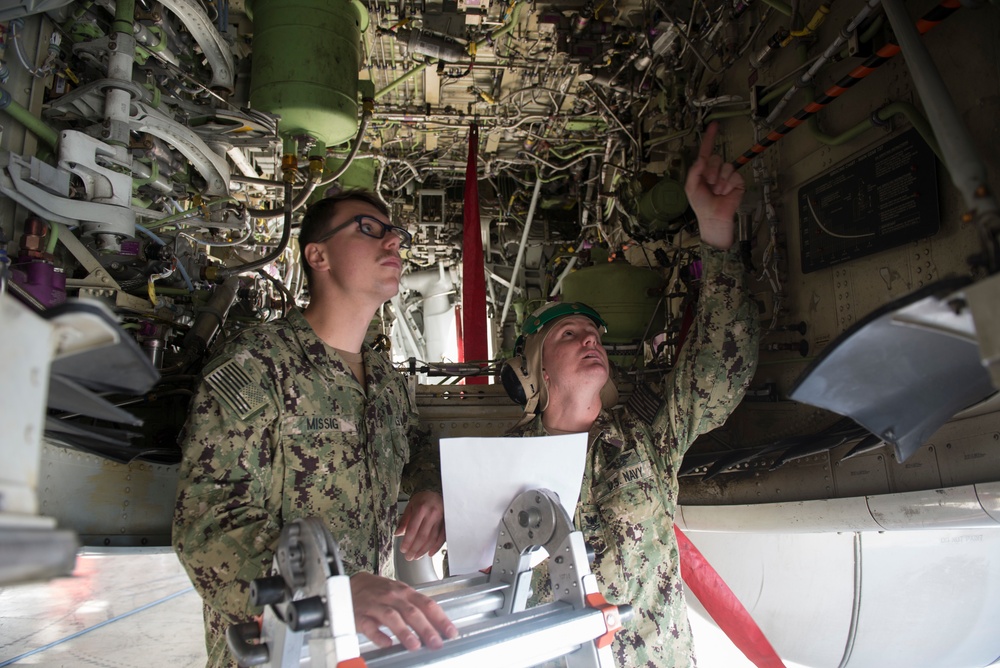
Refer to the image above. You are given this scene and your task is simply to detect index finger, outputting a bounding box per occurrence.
[399,510,425,555]
[698,121,720,162]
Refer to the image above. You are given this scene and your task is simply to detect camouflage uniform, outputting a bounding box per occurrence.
[172,307,440,668]
[509,244,759,668]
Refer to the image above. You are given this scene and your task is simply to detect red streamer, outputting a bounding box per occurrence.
[462,123,488,383]
[675,526,786,668]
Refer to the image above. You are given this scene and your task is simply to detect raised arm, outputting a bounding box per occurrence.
[656,123,760,461]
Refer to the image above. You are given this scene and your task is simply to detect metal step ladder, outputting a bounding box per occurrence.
[227,488,631,668]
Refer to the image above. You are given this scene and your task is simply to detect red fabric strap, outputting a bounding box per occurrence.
[461,123,488,383]
[674,525,786,668]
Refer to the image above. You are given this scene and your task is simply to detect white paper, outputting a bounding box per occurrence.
[440,434,588,575]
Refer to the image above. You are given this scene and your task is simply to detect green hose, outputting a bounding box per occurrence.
[0,87,60,149]
[45,220,59,254]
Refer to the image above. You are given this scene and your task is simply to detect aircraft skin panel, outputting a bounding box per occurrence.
[677,483,1000,533]
[684,531,858,667]
[37,441,176,548]
[680,401,1000,505]
[684,528,1000,668]
[849,529,1000,668]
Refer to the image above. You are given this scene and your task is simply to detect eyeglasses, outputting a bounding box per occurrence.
[312,214,412,249]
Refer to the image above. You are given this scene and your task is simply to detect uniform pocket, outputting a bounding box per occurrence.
[278,416,362,517]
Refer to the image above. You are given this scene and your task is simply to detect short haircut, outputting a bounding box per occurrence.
[298,190,390,286]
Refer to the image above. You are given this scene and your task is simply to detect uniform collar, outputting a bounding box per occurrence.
[286,307,398,394]
[527,409,626,449]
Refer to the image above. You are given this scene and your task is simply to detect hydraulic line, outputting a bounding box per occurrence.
[763,0,881,126]
[0,86,60,149]
[806,98,942,160]
[499,174,543,327]
[246,173,317,220]
[732,0,962,169]
[208,182,293,280]
[585,82,639,151]
[316,103,373,188]
[245,104,373,221]
[798,46,942,157]
[882,0,1000,271]
[145,197,242,230]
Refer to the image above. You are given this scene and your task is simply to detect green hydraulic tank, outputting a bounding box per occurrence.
[638,177,687,228]
[324,156,376,192]
[561,261,665,353]
[248,0,368,147]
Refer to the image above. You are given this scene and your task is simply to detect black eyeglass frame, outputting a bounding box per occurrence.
[311,214,412,249]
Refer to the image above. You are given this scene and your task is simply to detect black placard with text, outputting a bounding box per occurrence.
[798,128,940,274]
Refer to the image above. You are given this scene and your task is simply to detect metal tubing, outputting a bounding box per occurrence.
[111,0,135,35]
[733,0,961,169]
[500,175,543,327]
[585,82,639,150]
[765,0,882,125]
[881,0,998,219]
[215,182,293,278]
[878,103,941,159]
[362,602,610,667]
[376,62,430,101]
[805,89,942,160]
[180,275,240,356]
[375,2,523,100]
[391,294,427,361]
[0,87,59,148]
[317,109,373,187]
[232,174,287,188]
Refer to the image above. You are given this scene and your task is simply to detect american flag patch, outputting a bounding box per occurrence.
[205,359,269,420]
[627,382,663,426]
